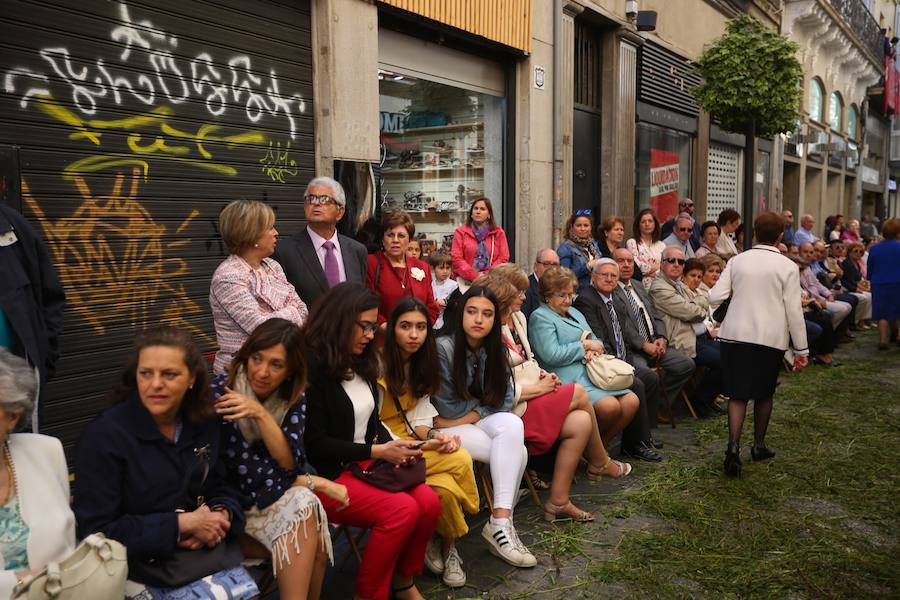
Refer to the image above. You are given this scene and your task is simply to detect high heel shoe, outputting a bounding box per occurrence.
[723,442,742,478]
[586,457,632,482]
[543,500,594,522]
[750,445,776,461]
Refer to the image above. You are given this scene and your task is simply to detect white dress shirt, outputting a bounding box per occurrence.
[307,225,347,283]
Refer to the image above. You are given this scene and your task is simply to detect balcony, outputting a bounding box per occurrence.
[826,0,883,63]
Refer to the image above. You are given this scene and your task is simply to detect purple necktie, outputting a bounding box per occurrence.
[322,240,340,287]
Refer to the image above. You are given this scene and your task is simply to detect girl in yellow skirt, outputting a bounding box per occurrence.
[379,297,479,589]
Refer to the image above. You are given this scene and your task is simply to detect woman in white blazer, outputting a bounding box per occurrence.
[0,349,76,597]
[708,213,809,478]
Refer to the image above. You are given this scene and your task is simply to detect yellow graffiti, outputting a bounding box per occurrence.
[259,140,298,183]
[23,169,211,341]
[32,94,267,178]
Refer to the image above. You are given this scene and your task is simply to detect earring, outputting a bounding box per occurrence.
[254,243,259,248]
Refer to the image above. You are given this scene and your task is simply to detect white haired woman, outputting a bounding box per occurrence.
[0,348,76,597]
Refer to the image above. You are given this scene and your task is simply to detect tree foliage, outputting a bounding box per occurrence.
[692,14,802,137]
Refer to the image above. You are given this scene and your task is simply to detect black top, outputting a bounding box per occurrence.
[303,353,392,480]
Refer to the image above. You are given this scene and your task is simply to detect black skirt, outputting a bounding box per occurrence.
[720,341,784,401]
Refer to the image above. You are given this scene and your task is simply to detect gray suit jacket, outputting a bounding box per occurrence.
[613,282,668,353]
[273,228,368,309]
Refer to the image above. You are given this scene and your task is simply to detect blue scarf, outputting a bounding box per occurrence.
[472,223,492,272]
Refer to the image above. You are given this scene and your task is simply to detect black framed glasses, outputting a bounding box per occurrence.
[356,321,379,334]
[574,209,592,216]
[305,194,336,206]
[663,257,686,265]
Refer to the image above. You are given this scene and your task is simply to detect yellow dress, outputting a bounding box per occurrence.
[378,379,479,538]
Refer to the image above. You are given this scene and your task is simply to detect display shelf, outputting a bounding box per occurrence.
[381,166,484,174]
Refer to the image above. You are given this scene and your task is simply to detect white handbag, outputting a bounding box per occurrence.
[510,358,542,417]
[14,533,128,600]
[584,354,634,391]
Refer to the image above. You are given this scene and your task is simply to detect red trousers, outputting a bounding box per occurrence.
[318,468,440,600]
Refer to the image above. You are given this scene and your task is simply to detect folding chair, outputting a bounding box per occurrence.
[656,358,699,424]
[331,524,367,572]
[475,461,541,514]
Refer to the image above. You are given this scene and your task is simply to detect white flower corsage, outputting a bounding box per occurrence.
[410,267,426,281]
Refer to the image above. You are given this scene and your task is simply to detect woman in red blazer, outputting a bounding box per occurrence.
[450,197,510,284]
[367,209,441,327]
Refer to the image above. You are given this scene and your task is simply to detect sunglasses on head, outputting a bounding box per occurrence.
[574,209,592,216]
[663,257,686,265]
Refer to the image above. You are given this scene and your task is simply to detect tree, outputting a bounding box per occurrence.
[692,14,803,248]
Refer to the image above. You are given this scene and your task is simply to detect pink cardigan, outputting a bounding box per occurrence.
[450,224,510,281]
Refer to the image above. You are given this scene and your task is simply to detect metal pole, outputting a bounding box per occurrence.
[742,119,756,249]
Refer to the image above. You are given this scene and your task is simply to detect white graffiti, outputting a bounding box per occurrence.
[3,0,306,138]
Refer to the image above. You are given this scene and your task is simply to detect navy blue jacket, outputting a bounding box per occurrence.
[0,205,65,382]
[73,394,245,560]
[522,273,541,319]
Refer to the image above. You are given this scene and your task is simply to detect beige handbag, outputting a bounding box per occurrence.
[510,358,542,417]
[14,533,127,600]
[584,354,634,390]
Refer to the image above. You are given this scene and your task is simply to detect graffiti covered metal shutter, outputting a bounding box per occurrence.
[1,0,313,460]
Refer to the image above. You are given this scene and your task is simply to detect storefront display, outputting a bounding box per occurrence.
[378,70,505,255]
[635,122,693,221]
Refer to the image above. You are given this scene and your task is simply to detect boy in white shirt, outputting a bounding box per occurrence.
[429,252,457,329]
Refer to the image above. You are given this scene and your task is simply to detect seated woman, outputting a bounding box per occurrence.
[0,349,76,598]
[431,287,536,568]
[557,210,603,290]
[841,242,874,329]
[74,327,258,600]
[303,283,439,600]
[210,199,308,374]
[478,267,631,498]
[213,318,349,599]
[681,258,725,415]
[527,267,639,446]
[626,208,666,287]
[379,298,478,589]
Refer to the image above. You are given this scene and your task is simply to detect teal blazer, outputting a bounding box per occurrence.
[527,303,630,402]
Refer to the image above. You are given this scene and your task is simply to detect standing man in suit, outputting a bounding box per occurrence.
[611,248,696,421]
[273,176,368,309]
[522,248,560,318]
[574,259,663,462]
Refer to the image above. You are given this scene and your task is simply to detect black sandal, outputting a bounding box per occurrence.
[526,468,550,490]
[390,582,416,599]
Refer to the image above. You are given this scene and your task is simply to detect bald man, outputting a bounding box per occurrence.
[794,214,818,247]
[522,248,560,318]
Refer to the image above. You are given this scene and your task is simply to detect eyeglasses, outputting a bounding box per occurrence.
[574,209,592,216]
[536,260,560,267]
[356,321,379,334]
[305,194,337,206]
[662,258,686,265]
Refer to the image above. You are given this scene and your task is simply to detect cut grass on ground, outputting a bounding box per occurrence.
[586,340,900,599]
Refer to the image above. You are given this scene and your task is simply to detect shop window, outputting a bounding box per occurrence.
[378,70,505,255]
[828,92,843,131]
[755,149,770,216]
[847,104,859,139]
[809,79,824,123]
[634,122,692,222]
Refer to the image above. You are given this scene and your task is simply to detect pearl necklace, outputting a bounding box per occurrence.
[0,441,25,543]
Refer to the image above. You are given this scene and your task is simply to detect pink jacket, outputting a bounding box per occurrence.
[451,225,510,281]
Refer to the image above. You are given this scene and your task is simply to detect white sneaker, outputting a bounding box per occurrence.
[441,548,466,588]
[423,536,444,575]
[481,521,537,568]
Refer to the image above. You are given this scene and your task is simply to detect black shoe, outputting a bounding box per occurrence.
[750,445,776,461]
[723,442,742,478]
[649,437,664,449]
[623,443,664,462]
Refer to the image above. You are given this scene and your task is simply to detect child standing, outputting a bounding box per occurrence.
[429,252,458,329]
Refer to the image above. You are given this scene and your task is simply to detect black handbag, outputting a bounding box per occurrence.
[712,297,731,323]
[127,445,243,588]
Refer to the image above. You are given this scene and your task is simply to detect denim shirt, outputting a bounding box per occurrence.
[432,335,515,419]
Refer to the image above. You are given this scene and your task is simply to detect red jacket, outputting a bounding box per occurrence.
[366,251,440,325]
[450,225,510,282]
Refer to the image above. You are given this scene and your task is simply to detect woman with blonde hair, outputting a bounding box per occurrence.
[210,199,307,373]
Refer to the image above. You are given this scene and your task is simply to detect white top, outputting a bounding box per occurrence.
[342,373,375,443]
[709,245,808,354]
[432,276,459,329]
[625,238,666,282]
[715,233,738,259]
[0,434,76,598]
[307,225,347,283]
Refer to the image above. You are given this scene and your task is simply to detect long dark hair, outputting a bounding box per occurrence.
[467,197,497,229]
[305,282,381,382]
[227,318,306,405]
[633,208,660,243]
[450,286,509,409]
[110,326,213,424]
[382,297,440,400]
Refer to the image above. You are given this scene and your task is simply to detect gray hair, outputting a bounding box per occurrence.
[305,176,347,208]
[0,349,35,430]
[663,245,685,259]
[592,257,619,273]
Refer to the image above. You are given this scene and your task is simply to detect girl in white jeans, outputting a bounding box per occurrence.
[431,286,536,568]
